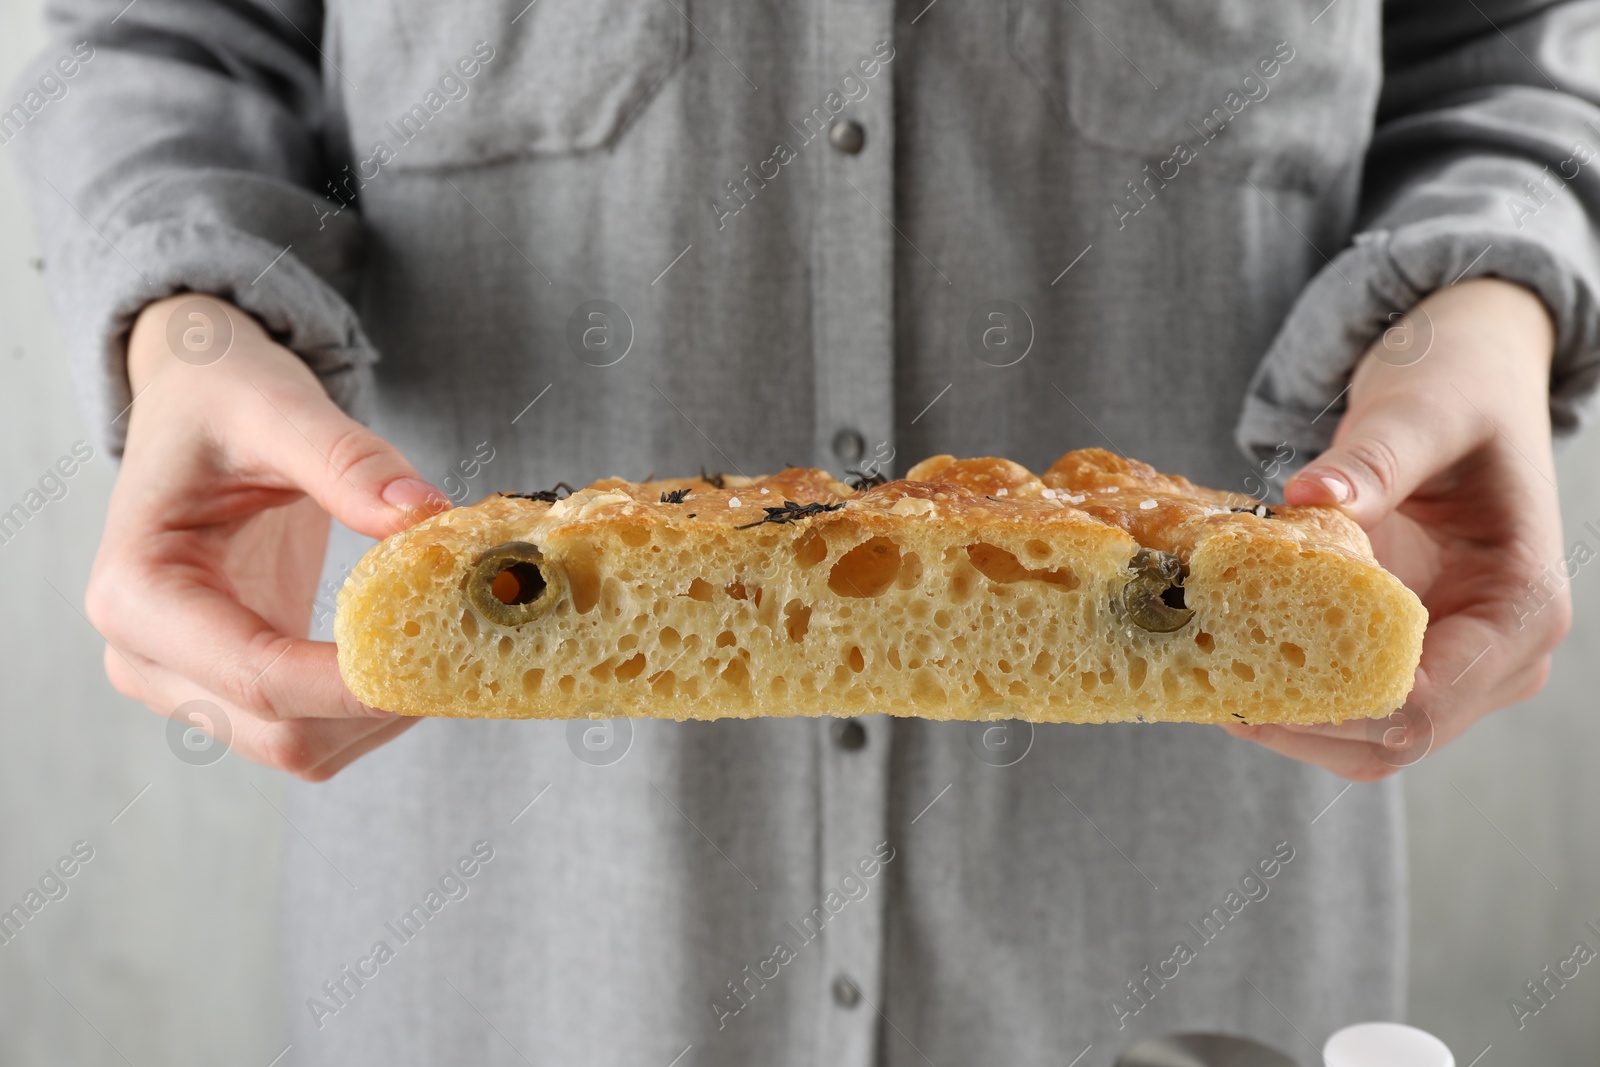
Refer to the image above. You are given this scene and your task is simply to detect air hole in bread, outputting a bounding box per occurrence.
[965,543,1079,590]
[719,657,750,691]
[565,547,601,614]
[783,600,812,642]
[794,527,828,567]
[950,562,977,603]
[968,543,1030,583]
[829,537,902,598]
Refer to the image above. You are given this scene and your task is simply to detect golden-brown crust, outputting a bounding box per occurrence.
[492,450,1375,573]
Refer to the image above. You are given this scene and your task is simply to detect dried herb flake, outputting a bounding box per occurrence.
[502,482,576,503]
[735,500,846,530]
[845,468,888,491]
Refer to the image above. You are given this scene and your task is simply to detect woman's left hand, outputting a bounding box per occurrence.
[1222,278,1570,781]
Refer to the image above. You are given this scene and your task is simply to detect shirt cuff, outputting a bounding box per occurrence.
[41,170,376,459]
[1235,222,1600,473]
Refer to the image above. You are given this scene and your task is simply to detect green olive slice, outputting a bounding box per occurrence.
[466,542,562,627]
[1120,547,1194,633]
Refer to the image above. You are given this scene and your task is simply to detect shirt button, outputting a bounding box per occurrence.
[832,428,866,465]
[831,975,862,1008]
[834,718,867,751]
[828,119,866,154]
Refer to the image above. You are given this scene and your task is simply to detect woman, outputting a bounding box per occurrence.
[15,0,1599,1062]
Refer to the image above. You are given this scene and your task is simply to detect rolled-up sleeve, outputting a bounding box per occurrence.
[1236,0,1600,468]
[9,0,374,459]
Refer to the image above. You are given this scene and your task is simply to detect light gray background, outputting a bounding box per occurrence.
[1,3,1595,1064]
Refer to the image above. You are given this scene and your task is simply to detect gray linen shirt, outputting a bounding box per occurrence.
[15,0,1600,1063]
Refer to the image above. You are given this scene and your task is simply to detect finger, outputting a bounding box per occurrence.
[104,645,412,779]
[1282,392,1486,529]
[236,375,449,540]
[1407,609,1556,738]
[92,564,385,723]
[1219,723,1399,782]
[1270,718,1380,742]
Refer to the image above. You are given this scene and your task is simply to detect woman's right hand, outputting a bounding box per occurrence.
[87,294,446,779]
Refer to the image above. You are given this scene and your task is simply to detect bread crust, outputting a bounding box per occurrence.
[335,449,1426,724]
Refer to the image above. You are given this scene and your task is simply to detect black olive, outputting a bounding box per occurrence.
[466,542,563,627]
[1120,547,1195,633]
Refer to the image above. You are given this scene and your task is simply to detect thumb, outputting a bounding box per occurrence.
[1282,395,1476,529]
[244,382,448,539]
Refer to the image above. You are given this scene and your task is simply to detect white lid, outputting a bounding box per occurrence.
[1323,1023,1454,1067]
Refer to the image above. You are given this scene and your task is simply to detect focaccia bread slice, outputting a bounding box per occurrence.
[334,449,1426,724]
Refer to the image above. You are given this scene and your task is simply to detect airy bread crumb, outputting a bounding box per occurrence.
[335,449,1426,724]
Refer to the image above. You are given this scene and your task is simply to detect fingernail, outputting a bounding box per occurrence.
[381,477,446,511]
[1295,468,1352,505]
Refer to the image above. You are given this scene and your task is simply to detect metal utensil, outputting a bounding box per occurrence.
[1114,1031,1301,1067]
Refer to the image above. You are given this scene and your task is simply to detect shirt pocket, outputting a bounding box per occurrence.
[1007,0,1381,193]
[336,0,689,171]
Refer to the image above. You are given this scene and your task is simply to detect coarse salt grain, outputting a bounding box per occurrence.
[759,488,770,495]
[1140,499,1158,510]
[728,497,742,508]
